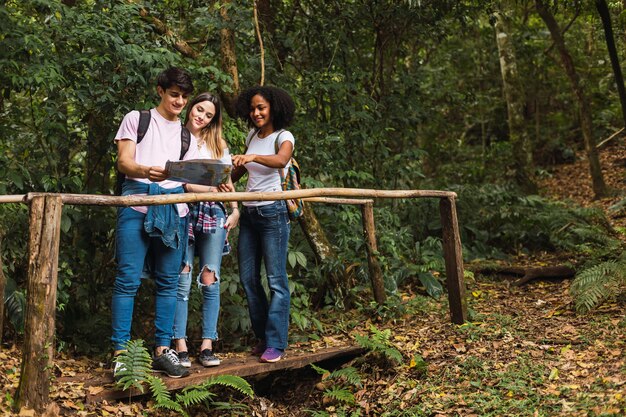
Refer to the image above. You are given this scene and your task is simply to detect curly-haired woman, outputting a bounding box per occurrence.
[225,85,296,363]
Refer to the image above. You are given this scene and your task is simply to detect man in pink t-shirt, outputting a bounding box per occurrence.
[111,67,198,380]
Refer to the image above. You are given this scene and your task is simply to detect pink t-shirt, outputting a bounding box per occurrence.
[114,108,199,215]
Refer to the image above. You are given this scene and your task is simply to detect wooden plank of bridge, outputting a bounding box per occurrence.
[78,345,364,404]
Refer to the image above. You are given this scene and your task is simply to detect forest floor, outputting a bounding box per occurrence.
[1,142,626,416]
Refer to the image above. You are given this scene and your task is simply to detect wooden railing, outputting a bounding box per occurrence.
[0,188,467,413]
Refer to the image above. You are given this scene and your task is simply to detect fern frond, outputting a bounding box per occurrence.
[198,375,254,397]
[354,333,375,349]
[5,290,26,333]
[175,388,215,408]
[329,367,362,387]
[355,325,404,365]
[369,325,392,343]
[308,411,331,417]
[310,363,329,376]
[154,398,187,416]
[114,340,153,392]
[382,346,404,364]
[571,260,626,313]
[147,375,188,416]
[324,388,355,404]
[147,375,173,404]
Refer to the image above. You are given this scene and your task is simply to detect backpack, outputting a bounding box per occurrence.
[115,109,191,195]
[245,129,304,221]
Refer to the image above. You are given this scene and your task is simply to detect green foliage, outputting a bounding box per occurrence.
[160,375,253,417]
[310,363,361,408]
[390,237,445,298]
[177,374,254,402]
[354,325,403,366]
[113,340,153,393]
[1,0,625,359]
[148,376,186,415]
[290,280,324,337]
[4,289,25,335]
[448,185,620,258]
[324,388,355,405]
[571,257,626,313]
[114,341,253,415]
[310,363,363,388]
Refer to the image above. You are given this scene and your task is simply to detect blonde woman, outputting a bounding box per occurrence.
[173,92,239,367]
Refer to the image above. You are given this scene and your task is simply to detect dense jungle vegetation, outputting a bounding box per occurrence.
[1,0,625,416]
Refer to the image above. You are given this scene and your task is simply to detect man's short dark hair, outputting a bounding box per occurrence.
[157,67,194,95]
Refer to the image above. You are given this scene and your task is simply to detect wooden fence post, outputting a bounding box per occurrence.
[16,194,63,413]
[0,234,5,347]
[360,202,386,304]
[439,196,467,324]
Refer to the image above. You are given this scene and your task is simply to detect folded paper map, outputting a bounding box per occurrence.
[165,159,232,186]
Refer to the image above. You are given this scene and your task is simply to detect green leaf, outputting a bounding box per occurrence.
[60,213,71,233]
[295,252,307,268]
[418,272,443,299]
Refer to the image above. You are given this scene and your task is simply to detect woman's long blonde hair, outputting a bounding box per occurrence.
[185,92,225,159]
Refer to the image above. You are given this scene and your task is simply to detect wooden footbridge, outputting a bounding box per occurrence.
[0,187,467,413]
[63,345,364,404]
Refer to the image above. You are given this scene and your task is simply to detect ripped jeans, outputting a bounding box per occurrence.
[172,208,227,341]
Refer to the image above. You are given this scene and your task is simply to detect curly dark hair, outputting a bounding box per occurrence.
[235,85,295,131]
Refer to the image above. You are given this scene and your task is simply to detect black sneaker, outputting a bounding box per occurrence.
[177,351,192,368]
[152,348,189,378]
[198,349,221,367]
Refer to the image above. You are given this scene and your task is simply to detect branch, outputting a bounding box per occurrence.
[253,0,265,86]
[596,127,625,149]
[543,9,580,55]
[138,8,199,59]
[474,264,576,286]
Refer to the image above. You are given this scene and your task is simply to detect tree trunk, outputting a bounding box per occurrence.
[493,10,538,194]
[596,0,626,127]
[85,113,114,193]
[16,195,63,413]
[536,0,608,199]
[138,8,198,58]
[219,0,240,118]
[136,4,240,118]
[0,235,5,348]
[297,203,335,264]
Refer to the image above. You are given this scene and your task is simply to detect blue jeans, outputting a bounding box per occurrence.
[238,201,290,350]
[173,207,227,341]
[111,207,187,351]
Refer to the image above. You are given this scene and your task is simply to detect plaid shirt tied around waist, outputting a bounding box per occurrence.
[188,202,231,255]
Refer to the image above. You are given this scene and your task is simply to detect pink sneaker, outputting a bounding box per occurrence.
[251,341,266,356]
[260,347,284,363]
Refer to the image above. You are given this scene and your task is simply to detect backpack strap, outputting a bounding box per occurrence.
[137,109,151,143]
[137,109,189,160]
[244,128,259,150]
[273,130,285,154]
[180,126,190,160]
[273,130,288,182]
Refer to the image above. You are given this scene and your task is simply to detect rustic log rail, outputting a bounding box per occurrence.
[0,187,466,413]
